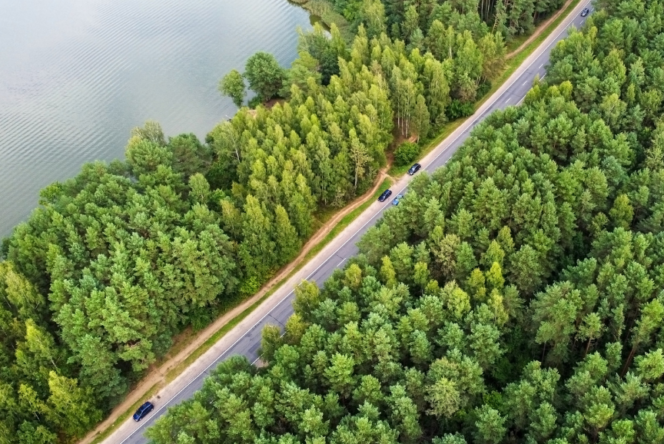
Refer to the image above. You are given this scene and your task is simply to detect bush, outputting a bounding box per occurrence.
[394,142,420,166]
[477,80,492,99]
[445,99,475,120]
[248,96,262,109]
[239,276,261,296]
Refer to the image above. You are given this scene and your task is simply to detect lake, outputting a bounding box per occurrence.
[0,0,312,237]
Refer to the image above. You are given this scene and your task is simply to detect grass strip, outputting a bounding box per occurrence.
[476,0,581,110]
[88,177,392,442]
[389,119,466,176]
[294,0,353,41]
[165,177,393,382]
[86,2,581,440]
[303,177,392,261]
[388,0,581,177]
[504,32,531,53]
[166,304,255,383]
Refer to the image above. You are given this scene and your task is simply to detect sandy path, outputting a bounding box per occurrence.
[79,168,391,444]
[80,2,582,440]
[505,0,576,59]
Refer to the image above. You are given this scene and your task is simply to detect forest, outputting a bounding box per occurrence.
[0,0,617,442]
[321,0,565,47]
[146,1,664,443]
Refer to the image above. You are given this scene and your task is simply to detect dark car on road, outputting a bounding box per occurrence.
[133,402,154,422]
[378,189,393,202]
[581,8,590,16]
[408,163,421,176]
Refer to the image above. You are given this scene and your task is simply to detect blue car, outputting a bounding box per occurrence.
[392,194,404,205]
[378,189,393,202]
[133,401,154,422]
[408,163,421,176]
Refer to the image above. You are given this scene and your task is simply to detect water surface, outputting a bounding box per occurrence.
[0,0,311,237]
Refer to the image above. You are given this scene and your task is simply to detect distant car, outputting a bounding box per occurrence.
[392,194,404,206]
[581,8,590,17]
[378,189,393,202]
[133,402,154,422]
[408,163,422,176]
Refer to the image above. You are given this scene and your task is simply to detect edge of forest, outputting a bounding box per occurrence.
[84,176,392,444]
[504,0,576,58]
[145,0,664,440]
[293,0,355,42]
[83,1,582,442]
[388,0,581,177]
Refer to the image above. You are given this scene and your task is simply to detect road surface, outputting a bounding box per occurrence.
[108,3,591,443]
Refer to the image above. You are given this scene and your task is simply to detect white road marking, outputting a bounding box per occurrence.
[424,1,590,172]
[336,257,347,268]
[117,3,594,444]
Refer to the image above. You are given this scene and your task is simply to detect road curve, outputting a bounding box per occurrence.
[107,3,591,443]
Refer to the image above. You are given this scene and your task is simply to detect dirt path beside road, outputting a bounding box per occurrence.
[79,168,391,444]
[505,0,576,59]
[80,2,583,441]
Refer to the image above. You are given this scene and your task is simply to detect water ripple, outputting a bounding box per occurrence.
[0,0,312,237]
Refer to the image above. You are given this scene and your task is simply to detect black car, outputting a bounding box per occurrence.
[378,189,393,202]
[133,402,154,422]
[408,163,422,176]
[581,8,590,17]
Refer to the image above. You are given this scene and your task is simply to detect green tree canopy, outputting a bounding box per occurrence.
[243,52,286,102]
[219,68,246,107]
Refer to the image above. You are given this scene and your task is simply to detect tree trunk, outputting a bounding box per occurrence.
[621,344,638,377]
[584,338,592,358]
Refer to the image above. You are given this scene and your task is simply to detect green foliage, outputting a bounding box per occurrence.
[4,123,241,394]
[296,23,344,86]
[247,95,262,109]
[446,99,475,120]
[211,31,393,209]
[169,133,212,178]
[1,0,643,442]
[394,141,420,166]
[476,80,492,99]
[0,20,397,442]
[299,0,354,42]
[218,69,246,107]
[243,52,287,102]
[0,262,102,443]
[147,2,664,443]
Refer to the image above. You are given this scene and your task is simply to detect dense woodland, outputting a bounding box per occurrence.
[147,1,664,443]
[0,0,631,442]
[324,0,565,42]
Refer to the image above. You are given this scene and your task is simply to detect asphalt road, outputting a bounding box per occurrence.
[115,4,591,443]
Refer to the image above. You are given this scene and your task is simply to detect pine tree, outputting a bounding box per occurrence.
[274,205,300,262]
[239,195,276,281]
[218,69,246,107]
[46,372,101,438]
[411,95,430,141]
